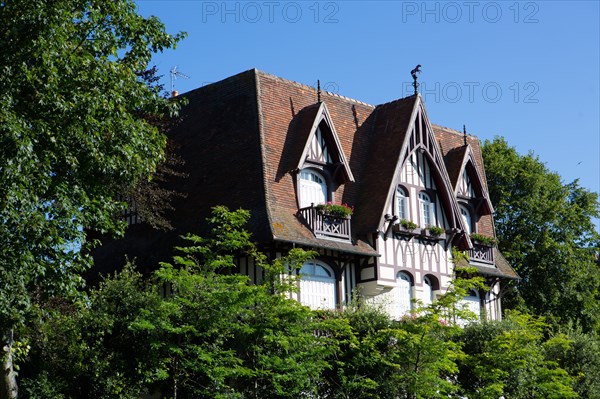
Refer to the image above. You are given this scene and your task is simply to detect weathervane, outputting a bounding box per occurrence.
[410,64,422,95]
[170,66,190,97]
[463,124,468,146]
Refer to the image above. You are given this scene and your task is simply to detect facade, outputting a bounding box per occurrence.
[94,69,518,320]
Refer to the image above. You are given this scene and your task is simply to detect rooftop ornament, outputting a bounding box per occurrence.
[410,64,422,95]
[317,79,322,103]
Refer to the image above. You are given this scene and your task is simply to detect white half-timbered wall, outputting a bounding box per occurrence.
[361,150,455,318]
[457,168,475,198]
[307,126,333,164]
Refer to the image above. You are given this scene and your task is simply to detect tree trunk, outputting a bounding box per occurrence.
[1,329,18,399]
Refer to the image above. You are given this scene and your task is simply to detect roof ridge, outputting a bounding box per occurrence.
[374,94,419,109]
[254,69,376,108]
[432,123,479,140]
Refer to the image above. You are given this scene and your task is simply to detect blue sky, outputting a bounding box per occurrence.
[137,0,599,213]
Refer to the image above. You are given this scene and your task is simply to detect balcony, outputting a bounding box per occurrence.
[298,206,352,242]
[468,243,494,264]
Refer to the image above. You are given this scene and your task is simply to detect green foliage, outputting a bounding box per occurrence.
[400,219,418,230]
[0,0,184,349]
[427,225,445,236]
[469,233,496,246]
[483,137,600,331]
[545,326,600,398]
[18,206,598,398]
[21,262,164,399]
[456,312,578,399]
[149,207,325,398]
[315,203,354,217]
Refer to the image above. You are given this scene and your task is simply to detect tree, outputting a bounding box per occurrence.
[456,312,578,399]
[545,327,600,399]
[0,1,184,397]
[316,259,485,399]
[482,137,600,331]
[20,207,330,399]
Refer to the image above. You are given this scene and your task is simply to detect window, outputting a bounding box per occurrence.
[460,204,472,234]
[299,169,327,208]
[423,276,434,307]
[397,272,413,316]
[396,187,408,220]
[299,260,336,310]
[418,192,434,227]
[461,289,481,322]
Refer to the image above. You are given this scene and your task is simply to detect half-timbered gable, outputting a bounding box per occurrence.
[93,69,518,320]
[358,97,473,317]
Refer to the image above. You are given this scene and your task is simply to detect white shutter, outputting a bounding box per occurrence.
[397,273,412,316]
[299,262,336,310]
[299,170,327,208]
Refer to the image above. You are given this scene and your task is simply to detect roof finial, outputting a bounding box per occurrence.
[410,64,422,95]
[463,124,468,146]
[317,79,322,103]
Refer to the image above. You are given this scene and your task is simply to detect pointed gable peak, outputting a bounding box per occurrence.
[381,97,469,233]
[456,147,494,214]
[296,101,354,182]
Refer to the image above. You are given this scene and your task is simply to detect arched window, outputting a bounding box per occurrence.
[423,276,434,307]
[397,272,413,316]
[418,192,434,227]
[396,187,408,220]
[299,260,336,310]
[460,204,472,234]
[299,169,327,208]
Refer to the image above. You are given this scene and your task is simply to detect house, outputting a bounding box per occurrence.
[93,68,518,320]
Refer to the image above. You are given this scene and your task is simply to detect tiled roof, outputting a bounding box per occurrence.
[352,96,418,234]
[91,68,519,281]
[493,248,520,280]
[433,124,489,191]
[456,248,520,280]
[164,69,513,270]
[442,145,468,189]
[255,70,378,254]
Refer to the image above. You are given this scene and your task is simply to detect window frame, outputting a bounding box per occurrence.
[459,203,473,234]
[397,271,413,315]
[298,168,329,208]
[298,260,337,310]
[396,186,409,220]
[418,191,435,227]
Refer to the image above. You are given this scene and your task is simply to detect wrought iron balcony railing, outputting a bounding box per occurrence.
[298,206,352,242]
[468,243,494,264]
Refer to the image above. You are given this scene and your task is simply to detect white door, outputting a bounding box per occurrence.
[299,170,327,208]
[299,261,336,310]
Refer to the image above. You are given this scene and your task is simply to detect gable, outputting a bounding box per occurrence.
[307,125,333,164]
[296,102,354,182]
[390,98,469,236]
[456,148,494,215]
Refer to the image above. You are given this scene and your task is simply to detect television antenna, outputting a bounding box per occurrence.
[170,66,190,96]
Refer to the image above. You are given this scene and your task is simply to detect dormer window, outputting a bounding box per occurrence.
[418,192,434,227]
[299,169,327,208]
[396,187,408,220]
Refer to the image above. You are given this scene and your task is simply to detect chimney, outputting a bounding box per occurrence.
[171,90,179,98]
